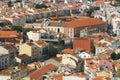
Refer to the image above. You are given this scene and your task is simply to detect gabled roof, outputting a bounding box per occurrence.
[64,18,105,28]
[29,64,56,80]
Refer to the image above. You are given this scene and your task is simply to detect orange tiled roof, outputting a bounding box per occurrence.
[0,31,17,35]
[94,0,105,6]
[0,20,10,23]
[26,66,34,71]
[73,39,91,52]
[27,42,34,46]
[1,26,10,31]
[35,40,47,46]
[4,44,13,50]
[29,64,56,80]
[73,74,86,78]
[93,76,111,80]
[54,74,63,80]
[61,48,74,54]
[64,18,105,28]
[34,62,41,68]
[0,64,26,75]
[0,31,18,38]
[16,54,29,59]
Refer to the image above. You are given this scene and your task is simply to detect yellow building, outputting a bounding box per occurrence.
[19,42,40,61]
[96,70,113,78]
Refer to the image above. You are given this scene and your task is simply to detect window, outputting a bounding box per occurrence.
[58,28,60,32]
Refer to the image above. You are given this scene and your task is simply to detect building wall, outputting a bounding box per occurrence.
[0,54,10,69]
[96,71,112,78]
[64,27,74,38]
[15,56,31,65]
[9,46,17,61]
[111,17,120,35]
[95,47,105,55]
[78,52,91,59]
[62,54,78,68]
[64,23,106,38]
[19,43,40,60]
[4,15,26,26]
[117,69,120,77]
[19,44,32,56]
[11,69,28,80]
[44,26,64,33]
[27,31,41,41]
[0,75,11,80]
[99,60,113,71]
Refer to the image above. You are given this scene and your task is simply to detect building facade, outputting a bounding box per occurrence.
[64,18,107,38]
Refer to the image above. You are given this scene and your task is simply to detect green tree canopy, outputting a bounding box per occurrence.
[111,52,117,60]
[48,43,58,57]
[11,26,33,32]
[8,1,13,7]
[10,59,19,67]
[11,26,22,32]
[34,4,48,9]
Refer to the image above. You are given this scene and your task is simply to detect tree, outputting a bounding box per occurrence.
[11,26,33,32]
[34,4,48,9]
[11,26,23,32]
[48,43,58,57]
[8,1,13,7]
[86,7,94,17]
[116,0,120,5]
[116,53,120,59]
[57,45,63,54]
[111,52,117,60]
[10,59,19,67]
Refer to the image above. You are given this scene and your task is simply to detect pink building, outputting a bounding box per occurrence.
[99,60,113,71]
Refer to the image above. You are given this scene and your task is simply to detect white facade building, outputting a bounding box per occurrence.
[111,17,120,36]
[61,54,78,69]
[78,51,91,59]
[27,31,41,41]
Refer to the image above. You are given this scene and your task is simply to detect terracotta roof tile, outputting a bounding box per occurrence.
[34,62,41,68]
[35,40,47,46]
[29,64,56,80]
[27,42,34,46]
[64,18,105,28]
[4,44,13,50]
[16,54,29,59]
[61,48,74,55]
[73,39,91,52]
[93,76,111,80]
[0,31,18,38]
[54,74,63,80]
[26,66,34,71]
